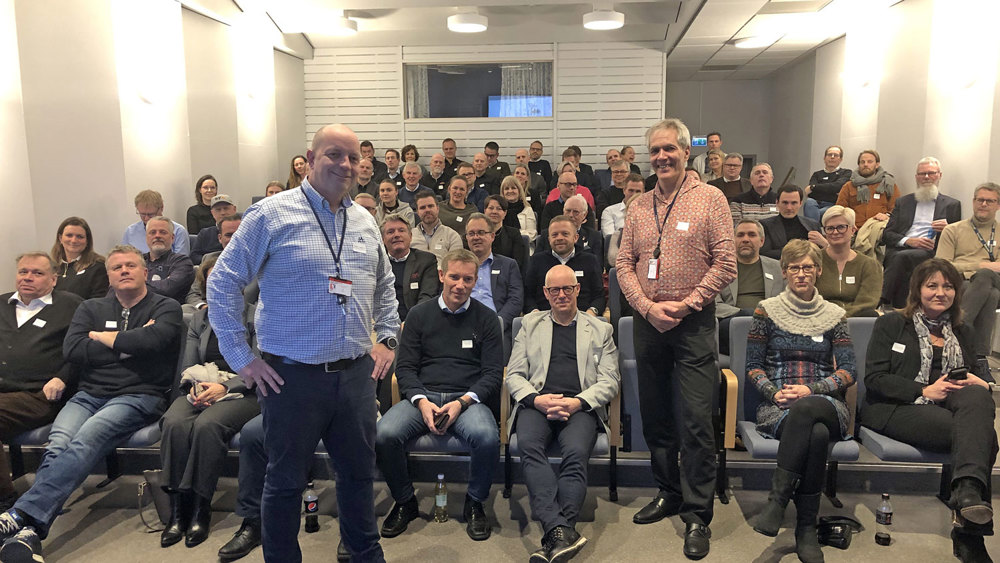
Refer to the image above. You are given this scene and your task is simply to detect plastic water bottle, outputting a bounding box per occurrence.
[433,474,448,523]
[875,493,892,546]
[304,484,320,533]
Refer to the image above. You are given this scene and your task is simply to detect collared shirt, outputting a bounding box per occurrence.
[411,295,479,404]
[616,174,737,317]
[388,251,410,263]
[8,292,52,328]
[601,202,626,237]
[122,220,191,255]
[208,179,400,371]
[901,198,937,245]
[411,219,463,261]
[552,249,576,265]
[471,254,496,312]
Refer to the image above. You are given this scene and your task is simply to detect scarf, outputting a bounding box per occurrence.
[758,289,845,337]
[850,166,895,203]
[912,310,964,390]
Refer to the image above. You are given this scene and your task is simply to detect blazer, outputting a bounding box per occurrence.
[881,193,962,248]
[759,215,822,260]
[708,177,752,199]
[505,310,620,436]
[488,253,524,330]
[400,248,440,313]
[715,256,784,318]
[861,311,984,431]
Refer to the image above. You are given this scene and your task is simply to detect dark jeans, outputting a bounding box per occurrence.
[774,396,842,494]
[515,408,598,534]
[235,414,264,520]
[881,247,934,307]
[259,356,383,563]
[0,391,64,497]
[962,270,1000,356]
[634,306,717,526]
[160,394,259,500]
[879,385,998,491]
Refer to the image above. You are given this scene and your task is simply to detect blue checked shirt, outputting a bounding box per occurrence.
[207,179,400,372]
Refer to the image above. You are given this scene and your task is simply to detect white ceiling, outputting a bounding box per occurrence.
[260,0,905,81]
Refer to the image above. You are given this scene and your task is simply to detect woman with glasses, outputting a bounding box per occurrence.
[746,239,856,563]
[863,258,996,562]
[186,175,218,236]
[815,205,882,317]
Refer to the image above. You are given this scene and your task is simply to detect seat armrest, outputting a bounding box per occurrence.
[721,369,739,449]
[500,372,510,445]
[391,374,400,405]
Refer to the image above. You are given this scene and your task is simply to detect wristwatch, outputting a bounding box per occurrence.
[457,396,472,411]
[380,336,398,351]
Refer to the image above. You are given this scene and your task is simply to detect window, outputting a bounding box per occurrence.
[405,62,552,119]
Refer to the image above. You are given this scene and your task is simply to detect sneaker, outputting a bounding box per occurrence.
[0,512,23,543]
[0,527,43,563]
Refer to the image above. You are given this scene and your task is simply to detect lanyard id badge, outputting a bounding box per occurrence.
[305,190,350,304]
[329,276,352,297]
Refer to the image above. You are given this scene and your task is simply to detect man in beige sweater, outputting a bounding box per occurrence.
[935,181,1000,356]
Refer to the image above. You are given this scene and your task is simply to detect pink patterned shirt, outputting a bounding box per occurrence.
[616,174,737,318]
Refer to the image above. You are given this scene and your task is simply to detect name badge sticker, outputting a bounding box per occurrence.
[435,244,443,250]
[491,269,501,275]
[526,195,532,201]
[891,342,906,353]
[764,273,774,280]
[676,221,690,231]
[32,318,46,328]
[811,335,824,343]
[462,339,473,349]
[409,282,419,289]
[845,276,856,284]
[76,269,86,275]
[873,193,881,199]
[769,206,777,212]
[329,277,353,297]
[456,216,464,222]
[574,270,584,277]
[352,242,367,253]
[105,320,117,329]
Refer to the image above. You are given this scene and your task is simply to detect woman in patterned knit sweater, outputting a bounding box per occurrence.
[745,239,856,563]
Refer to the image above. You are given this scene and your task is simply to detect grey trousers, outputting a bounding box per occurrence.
[962,269,1000,356]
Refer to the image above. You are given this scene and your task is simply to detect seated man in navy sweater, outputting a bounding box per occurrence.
[0,245,182,560]
[0,253,83,511]
[144,216,195,303]
[524,216,605,316]
[376,249,502,542]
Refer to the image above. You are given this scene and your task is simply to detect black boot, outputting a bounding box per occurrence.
[160,491,192,548]
[953,528,994,563]
[752,467,800,537]
[184,494,212,547]
[793,492,824,563]
[952,478,994,526]
[218,517,261,562]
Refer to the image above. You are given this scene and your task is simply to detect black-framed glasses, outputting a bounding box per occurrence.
[785,264,816,274]
[465,230,491,238]
[544,285,578,296]
[823,224,849,234]
[975,197,999,205]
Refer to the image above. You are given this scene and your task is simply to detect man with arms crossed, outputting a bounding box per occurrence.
[616,118,736,560]
[209,123,399,563]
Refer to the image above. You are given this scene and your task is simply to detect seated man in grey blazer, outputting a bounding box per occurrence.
[716,219,784,354]
[505,264,620,563]
[381,213,441,322]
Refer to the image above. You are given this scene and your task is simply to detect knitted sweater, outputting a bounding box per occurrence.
[936,217,998,278]
[816,251,883,317]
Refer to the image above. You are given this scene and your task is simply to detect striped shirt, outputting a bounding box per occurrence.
[208,179,400,372]
[616,174,737,317]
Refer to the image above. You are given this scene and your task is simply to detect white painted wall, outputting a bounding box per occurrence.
[274,50,306,186]
[766,54,816,187]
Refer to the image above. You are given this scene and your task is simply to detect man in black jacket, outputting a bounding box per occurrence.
[145,216,195,303]
[381,213,440,322]
[524,216,605,315]
[375,249,502,542]
[0,245,182,559]
[0,253,83,510]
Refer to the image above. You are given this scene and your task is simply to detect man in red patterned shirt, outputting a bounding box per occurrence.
[615,118,737,561]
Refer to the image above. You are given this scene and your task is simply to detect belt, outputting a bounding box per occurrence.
[261,352,359,373]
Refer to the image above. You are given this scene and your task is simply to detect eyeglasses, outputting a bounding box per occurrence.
[785,264,816,274]
[465,230,491,238]
[723,163,742,168]
[916,171,940,177]
[975,197,999,205]
[823,224,849,234]
[558,182,577,187]
[136,211,159,219]
[544,285,578,295]
[484,152,498,158]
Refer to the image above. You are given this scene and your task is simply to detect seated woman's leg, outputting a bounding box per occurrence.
[182,397,261,501]
[159,396,200,493]
[944,385,997,526]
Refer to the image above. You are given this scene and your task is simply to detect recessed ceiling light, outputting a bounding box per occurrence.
[448,12,488,33]
[583,9,625,30]
[734,34,782,49]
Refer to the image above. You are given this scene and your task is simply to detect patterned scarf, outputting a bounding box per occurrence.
[911,310,964,388]
[850,166,895,203]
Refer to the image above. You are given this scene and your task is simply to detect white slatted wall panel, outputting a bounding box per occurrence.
[304,46,404,152]
[556,42,665,175]
[303,43,665,173]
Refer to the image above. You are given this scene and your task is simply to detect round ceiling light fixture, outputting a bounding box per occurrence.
[448,12,488,33]
[583,9,624,30]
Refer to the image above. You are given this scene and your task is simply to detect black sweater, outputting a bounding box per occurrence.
[523,251,605,314]
[0,290,83,393]
[395,298,503,404]
[808,168,851,204]
[63,291,183,399]
[55,260,109,300]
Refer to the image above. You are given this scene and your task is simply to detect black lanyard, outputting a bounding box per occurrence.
[304,190,349,277]
[971,219,996,261]
[652,187,682,259]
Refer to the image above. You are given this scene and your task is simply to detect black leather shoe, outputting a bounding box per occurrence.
[463,496,491,541]
[953,478,994,526]
[633,493,681,524]
[683,523,711,560]
[381,496,419,538]
[547,526,587,563]
[161,491,192,548]
[217,517,261,562]
[952,529,993,563]
[337,538,350,561]
[185,494,212,547]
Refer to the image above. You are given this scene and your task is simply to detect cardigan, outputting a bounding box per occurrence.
[55,259,109,300]
[0,290,84,392]
[815,251,882,317]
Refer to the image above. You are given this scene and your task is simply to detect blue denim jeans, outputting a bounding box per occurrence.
[14,391,165,529]
[376,391,499,503]
[803,197,834,222]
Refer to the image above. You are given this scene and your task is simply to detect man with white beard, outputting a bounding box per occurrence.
[879,157,962,309]
[421,153,449,198]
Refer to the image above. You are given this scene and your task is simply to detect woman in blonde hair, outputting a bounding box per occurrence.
[500,175,537,248]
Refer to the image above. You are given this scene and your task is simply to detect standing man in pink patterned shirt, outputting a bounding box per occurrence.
[616,118,736,561]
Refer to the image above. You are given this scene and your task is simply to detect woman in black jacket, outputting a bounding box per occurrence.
[863,259,996,562]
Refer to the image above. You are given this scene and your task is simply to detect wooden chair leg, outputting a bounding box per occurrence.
[824,461,842,508]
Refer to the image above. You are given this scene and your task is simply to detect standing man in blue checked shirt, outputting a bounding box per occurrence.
[208,123,400,563]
